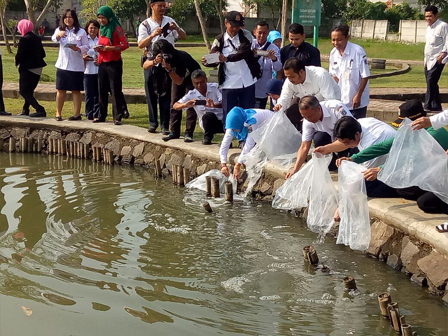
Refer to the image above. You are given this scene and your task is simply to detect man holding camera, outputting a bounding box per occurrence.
[138,0,186,135]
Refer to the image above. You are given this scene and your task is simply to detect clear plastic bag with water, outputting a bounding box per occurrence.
[336,161,371,251]
[242,145,269,198]
[185,169,235,194]
[378,118,448,204]
[307,154,338,235]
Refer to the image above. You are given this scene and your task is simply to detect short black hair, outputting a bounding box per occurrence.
[333,116,362,141]
[255,20,269,29]
[332,25,349,37]
[284,58,305,74]
[299,95,320,111]
[289,23,304,35]
[191,69,207,79]
[425,5,438,15]
[85,19,99,32]
[152,39,175,56]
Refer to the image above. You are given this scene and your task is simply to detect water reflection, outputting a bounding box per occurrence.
[0,152,447,336]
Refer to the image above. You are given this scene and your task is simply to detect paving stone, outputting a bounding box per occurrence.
[401,240,420,268]
[183,155,192,170]
[0,128,10,139]
[79,132,93,145]
[167,153,182,167]
[65,132,80,142]
[260,182,272,195]
[120,146,132,157]
[418,251,448,289]
[105,139,120,155]
[159,153,166,168]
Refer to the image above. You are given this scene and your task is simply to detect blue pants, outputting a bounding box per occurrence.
[222,84,256,127]
[84,74,99,120]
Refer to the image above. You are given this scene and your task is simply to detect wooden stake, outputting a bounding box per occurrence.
[27,138,32,153]
[60,140,66,155]
[343,276,357,291]
[171,164,178,184]
[69,141,75,157]
[389,308,401,333]
[225,181,233,203]
[378,293,391,317]
[205,176,212,197]
[183,168,190,184]
[53,138,58,154]
[176,165,184,186]
[303,245,319,265]
[32,142,37,153]
[106,149,114,165]
[83,144,89,159]
[20,137,28,153]
[48,138,53,154]
[155,159,162,177]
[211,177,220,197]
[9,138,15,153]
[37,138,43,153]
[387,303,400,329]
[203,201,212,213]
[401,324,412,336]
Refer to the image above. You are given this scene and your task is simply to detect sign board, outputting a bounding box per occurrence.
[292,0,322,27]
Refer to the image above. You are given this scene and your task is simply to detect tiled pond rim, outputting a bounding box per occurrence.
[1,116,448,304]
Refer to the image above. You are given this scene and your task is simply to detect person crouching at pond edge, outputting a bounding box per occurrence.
[15,19,47,117]
[95,6,129,125]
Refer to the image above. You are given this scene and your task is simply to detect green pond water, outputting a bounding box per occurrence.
[0,152,447,336]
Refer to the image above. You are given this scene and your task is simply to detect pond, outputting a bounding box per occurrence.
[0,152,447,336]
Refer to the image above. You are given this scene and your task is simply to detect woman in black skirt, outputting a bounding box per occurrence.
[51,9,89,121]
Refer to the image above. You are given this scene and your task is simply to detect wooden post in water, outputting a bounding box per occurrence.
[203,201,213,213]
[176,165,184,186]
[27,138,33,153]
[9,138,15,153]
[53,138,59,154]
[225,181,233,203]
[172,164,178,184]
[60,140,66,156]
[211,177,220,197]
[387,303,401,332]
[378,293,391,317]
[20,137,28,153]
[401,324,412,336]
[205,176,212,197]
[83,144,89,159]
[183,168,190,185]
[69,141,75,157]
[343,276,357,291]
[106,149,114,165]
[32,141,37,153]
[303,245,319,265]
[48,138,53,154]
[37,138,43,153]
[155,160,162,177]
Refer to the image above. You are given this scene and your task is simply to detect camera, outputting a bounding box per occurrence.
[162,53,172,64]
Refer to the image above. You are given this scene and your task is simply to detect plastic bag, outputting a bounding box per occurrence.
[337,161,371,251]
[272,159,313,210]
[242,145,269,198]
[378,118,448,204]
[251,111,302,162]
[185,169,229,194]
[307,154,338,235]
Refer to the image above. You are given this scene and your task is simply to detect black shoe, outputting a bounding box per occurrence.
[162,128,170,135]
[123,110,130,119]
[202,139,212,145]
[55,116,63,121]
[184,135,194,143]
[18,110,30,116]
[30,111,47,118]
[68,115,82,121]
[0,111,12,116]
[114,120,122,125]
[162,133,179,142]
[148,126,157,133]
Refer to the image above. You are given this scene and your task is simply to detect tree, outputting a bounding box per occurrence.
[193,0,211,51]
[418,0,448,11]
[0,0,12,53]
[23,0,57,29]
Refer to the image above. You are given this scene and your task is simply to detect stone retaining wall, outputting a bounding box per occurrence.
[1,120,448,305]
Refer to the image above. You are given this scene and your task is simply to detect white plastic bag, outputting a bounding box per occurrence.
[185,169,229,194]
[337,161,371,251]
[272,159,313,210]
[307,154,338,235]
[378,118,448,204]
[242,145,269,198]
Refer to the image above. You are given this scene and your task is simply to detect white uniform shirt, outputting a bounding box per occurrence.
[425,19,448,71]
[52,27,89,72]
[84,35,99,75]
[277,66,341,109]
[178,83,223,130]
[253,40,282,98]
[430,110,448,129]
[329,41,370,110]
[220,109,274,164]
[302,100,352,142]
[219,31,257,89]
[357,117,396,168]
[137,16,181,46]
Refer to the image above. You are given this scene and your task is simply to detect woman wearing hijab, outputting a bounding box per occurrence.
[94,6,129,125]
[219,107,274,178]
[52,9,89,121]
[15,19,47,117]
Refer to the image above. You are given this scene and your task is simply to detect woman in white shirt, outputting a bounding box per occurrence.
[51,9,89,121]
[83,20,100,121]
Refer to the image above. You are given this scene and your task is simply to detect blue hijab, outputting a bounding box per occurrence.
[225,107,257,141]
[267,31,282,44]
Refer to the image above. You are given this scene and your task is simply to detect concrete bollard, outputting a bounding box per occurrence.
[343,276,357,291]
[183,168,190,185]
[225,181,233,203]
[378,293,391,317]
[203,201,213,213]
[176,165,184,186]
[211,177,220,197]
[9,138,15,153]
[303,245,319,265]
[205,176,212,197]
[155,160,162,177]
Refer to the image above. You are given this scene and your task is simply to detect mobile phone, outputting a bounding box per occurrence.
[162,23,170,37]
[195,100,207,106]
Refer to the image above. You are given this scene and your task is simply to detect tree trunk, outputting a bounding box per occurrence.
[0,10,12,54]
[213,0,225,34]
[36,0,55,28]
[5,23,17,48]
[145,0,151,18]
[280,0,288,47]
[193,0,211,51]
[23,0,36,27]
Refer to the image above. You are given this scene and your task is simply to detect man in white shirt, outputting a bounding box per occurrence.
[424,5,448,112]
[253,21,282,109]
[286,96,352,178]
[0,48,11,116]
[173,70,223,145]
[202,11,259,125]
[138,0,186,135]
[329,25,370,119]
[274,58,341,112]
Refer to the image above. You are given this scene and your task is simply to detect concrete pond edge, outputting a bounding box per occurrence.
[1,116,448,305]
